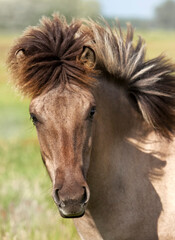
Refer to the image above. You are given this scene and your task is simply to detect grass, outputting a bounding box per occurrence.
[0,30,175,240]
[137,30,175,60]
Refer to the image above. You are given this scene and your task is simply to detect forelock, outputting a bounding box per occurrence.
[7,14,96,97]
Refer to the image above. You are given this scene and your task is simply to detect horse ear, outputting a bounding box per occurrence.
[79,46,96,68]
[15,49,25,61]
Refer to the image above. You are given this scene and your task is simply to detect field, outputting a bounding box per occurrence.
[0,30,175,240]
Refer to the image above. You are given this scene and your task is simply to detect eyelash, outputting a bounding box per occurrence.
[88,106,96,120]
[30,113,38,125]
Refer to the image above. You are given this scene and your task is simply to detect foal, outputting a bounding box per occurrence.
[8,15,175,240]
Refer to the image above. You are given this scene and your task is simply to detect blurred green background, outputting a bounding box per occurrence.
[0,0,175,239]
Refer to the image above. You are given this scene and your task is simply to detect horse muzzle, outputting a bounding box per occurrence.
[58,199,86,218]
[53,185,90,218]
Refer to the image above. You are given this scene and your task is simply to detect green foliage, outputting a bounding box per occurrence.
[106,0,175,30]
[0,0,101,30]
[1,0,175,31]
[155,0,175,29]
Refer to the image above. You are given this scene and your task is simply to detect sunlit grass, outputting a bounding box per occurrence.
[137,30,175,60]
[0,30,175,240]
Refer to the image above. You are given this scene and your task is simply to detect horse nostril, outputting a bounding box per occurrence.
[53,185,90,208]
[53,188,60,204]
[82,186,90,205]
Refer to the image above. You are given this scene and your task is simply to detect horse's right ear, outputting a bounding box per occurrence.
[15,49,25,61]
[79,46,96,68]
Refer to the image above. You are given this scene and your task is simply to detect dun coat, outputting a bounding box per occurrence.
[7,15,175,240]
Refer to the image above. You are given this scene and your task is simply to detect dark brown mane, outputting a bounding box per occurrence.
[7,15,175,139]
[7,14,95,97]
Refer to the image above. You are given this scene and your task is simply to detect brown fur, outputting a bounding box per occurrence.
[7,15,175,239]
[83,20,175,139]
[7,14,96,98]
[7,15,175,138]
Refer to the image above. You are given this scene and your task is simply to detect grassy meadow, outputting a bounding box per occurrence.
[0,30,175,240]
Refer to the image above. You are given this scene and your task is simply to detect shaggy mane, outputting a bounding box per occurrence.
[7,15,175,139]
[85,20,175,139]
[7,15,96,97]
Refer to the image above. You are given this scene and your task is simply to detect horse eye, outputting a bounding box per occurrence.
[30,113,38,125]
[89,106,96,120]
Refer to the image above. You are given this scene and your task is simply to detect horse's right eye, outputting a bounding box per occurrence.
[30,113,38,125]
[88,106,96,120]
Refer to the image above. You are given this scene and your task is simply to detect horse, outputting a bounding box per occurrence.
[7,14,175,240]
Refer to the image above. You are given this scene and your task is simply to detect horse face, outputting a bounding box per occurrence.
[29,85,96,218]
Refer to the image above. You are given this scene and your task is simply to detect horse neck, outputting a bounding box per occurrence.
[87,78,171,200]
[92,79,142,157]
[80,80,173,239]
[87,79,149,196]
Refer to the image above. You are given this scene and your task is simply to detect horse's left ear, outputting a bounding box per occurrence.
[79,46,96,68]
[15,49,25,62]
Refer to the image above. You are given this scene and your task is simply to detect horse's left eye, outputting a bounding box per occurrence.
[30,113,38,125]
[89,106,96,120]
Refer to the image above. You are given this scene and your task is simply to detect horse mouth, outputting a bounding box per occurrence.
[59,207,85,218]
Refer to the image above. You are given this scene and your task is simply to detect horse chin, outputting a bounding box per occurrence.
[59,208,85,218]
